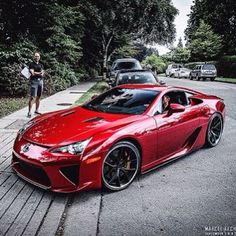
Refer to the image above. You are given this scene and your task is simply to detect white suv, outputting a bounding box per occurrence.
[165,64,183,77]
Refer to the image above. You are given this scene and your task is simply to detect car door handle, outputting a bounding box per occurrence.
[141,129,153,135]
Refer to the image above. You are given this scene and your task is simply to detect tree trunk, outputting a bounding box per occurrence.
[102,34,113,80]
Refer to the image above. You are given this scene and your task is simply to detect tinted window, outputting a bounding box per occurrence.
[202,64,216,70]
[116,62,137,70]
[83,88,159,115]
[117,72,157,85]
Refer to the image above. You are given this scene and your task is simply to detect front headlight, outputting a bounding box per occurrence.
[51,139,91,155]
[18,121,35,135]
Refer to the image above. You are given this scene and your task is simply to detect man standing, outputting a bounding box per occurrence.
[28,52,44,118]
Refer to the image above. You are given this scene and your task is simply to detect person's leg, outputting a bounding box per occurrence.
[35,82,43,114]
[28,96,35,117]
[28,84,36,117]
[35,96,40,113]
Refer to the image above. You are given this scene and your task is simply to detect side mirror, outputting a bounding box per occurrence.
[91,94,98,100]
[168,103,185,114]
[159,80,166,85]
[108,79,115,86]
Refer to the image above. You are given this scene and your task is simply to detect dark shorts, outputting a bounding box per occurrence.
[30,80,43,97]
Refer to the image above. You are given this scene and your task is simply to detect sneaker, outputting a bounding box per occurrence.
[27,112,32,118]
[34,111,42,115]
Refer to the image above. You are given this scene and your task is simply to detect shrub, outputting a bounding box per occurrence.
[0,39,37,96]
[185,61,217,69]
[185,56,236,78]
[142,54,166,74]
[217,56,236,78]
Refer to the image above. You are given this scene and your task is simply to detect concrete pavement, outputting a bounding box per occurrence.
[0,81,95,132]
[0,81,97,236]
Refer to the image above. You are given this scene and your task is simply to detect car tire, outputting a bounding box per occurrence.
[102,141,140,191]
[190,74,193,80]
[211,77,215,81]
[205,113,223,147]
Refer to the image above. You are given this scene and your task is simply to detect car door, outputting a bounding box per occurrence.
[153,91,202,161]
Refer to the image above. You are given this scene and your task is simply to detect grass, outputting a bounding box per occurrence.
[215,77,236,84]
[158,73,236,84]
[74,81,109,105]
[0,97,29,118]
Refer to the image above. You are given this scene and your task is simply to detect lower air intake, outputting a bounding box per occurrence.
[60,165,79,186]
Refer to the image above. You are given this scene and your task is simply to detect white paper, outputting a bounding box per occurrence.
[21,67,31,79]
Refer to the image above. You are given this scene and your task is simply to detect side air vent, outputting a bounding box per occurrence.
[60,111,75,117]
[83,117,104,123]
[60,165,79,186]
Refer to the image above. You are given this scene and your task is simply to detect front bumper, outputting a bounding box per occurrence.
[201,73,216,78]
[11,138,103,193]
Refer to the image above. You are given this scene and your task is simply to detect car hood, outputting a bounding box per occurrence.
[22,107,142,146]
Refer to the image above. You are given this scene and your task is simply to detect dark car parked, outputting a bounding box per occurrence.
[109,58,142,79]
[189,64,217,81]
[108,69,163,88]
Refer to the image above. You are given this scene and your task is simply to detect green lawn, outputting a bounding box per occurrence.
[0,97,29,118]
[215,77,236,84]
[74,81,109,105]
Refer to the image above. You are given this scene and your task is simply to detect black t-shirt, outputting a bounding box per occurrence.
[29,61,44,79]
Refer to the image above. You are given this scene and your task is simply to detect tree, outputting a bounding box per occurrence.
[189,21,222,61]
[172,47,190,63]
[185,0,236,55]
[80,0,178,78]
[142,54,166,74]
[177,37,183,48]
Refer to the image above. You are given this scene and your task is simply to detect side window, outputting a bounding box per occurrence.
[154,93,171,115]
[155,91,192,115]
[170,91,188,106]
[185,92,194,105]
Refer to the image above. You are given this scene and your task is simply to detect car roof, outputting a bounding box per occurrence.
[117,84,200,94]
[118,69,153,74]
[197,64,215,66]
[114,58,139,62]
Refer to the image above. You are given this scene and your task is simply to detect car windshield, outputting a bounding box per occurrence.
[82,88,159,115]
[115,62,137,70]
[117,72,157,85]
[172,64,183,68]
[202,64,216,70]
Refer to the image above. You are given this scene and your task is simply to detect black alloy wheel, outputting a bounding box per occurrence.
[206,113,223,147]
[102,141,140,191]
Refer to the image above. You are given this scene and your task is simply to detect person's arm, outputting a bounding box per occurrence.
[29,69,43,76]
[29,69,44,76]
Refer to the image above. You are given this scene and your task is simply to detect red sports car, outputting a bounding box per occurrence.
[12,84,225,192]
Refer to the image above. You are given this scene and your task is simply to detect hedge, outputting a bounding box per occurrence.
[217,56,236,78]
[185,56,236,78]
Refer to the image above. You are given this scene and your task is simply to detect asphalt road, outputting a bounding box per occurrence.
[96,77,236,236]
[65,77,236,236]
[1,77,235,236]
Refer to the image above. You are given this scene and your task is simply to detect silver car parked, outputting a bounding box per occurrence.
[189,64,217,81]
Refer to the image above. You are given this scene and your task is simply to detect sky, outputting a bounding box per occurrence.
[155,0,193,55]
